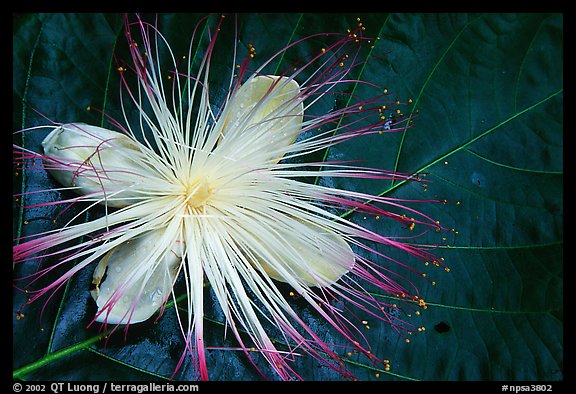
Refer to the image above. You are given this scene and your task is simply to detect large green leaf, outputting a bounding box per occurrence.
[13,13,562,381]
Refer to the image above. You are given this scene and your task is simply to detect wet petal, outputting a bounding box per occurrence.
[91,231,181,325]
[42,123,159,207]
[253,219,355,288]
[216,75,304,163]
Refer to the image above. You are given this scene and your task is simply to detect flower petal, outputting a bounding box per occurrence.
[42,123,160,207]
[253,219,355,288]
[216,75,304,163]
[90,230,181,325]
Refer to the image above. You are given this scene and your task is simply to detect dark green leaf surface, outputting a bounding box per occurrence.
[13,13,563,381]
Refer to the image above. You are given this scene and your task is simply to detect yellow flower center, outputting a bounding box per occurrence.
[182,177,214,210]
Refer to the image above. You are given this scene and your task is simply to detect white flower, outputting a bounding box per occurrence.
[14,14,448,381]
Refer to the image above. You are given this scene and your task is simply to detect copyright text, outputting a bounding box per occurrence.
[12,383,199,394]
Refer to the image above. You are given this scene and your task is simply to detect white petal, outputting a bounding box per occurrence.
[42,123,159,207]
[254,220,355,288]
[91,231,181,325]
[216,75,304,163]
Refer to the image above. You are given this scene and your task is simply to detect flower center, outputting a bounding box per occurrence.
[182,177,214,210]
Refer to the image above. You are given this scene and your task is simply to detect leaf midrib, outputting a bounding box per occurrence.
[339,86,563,219]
